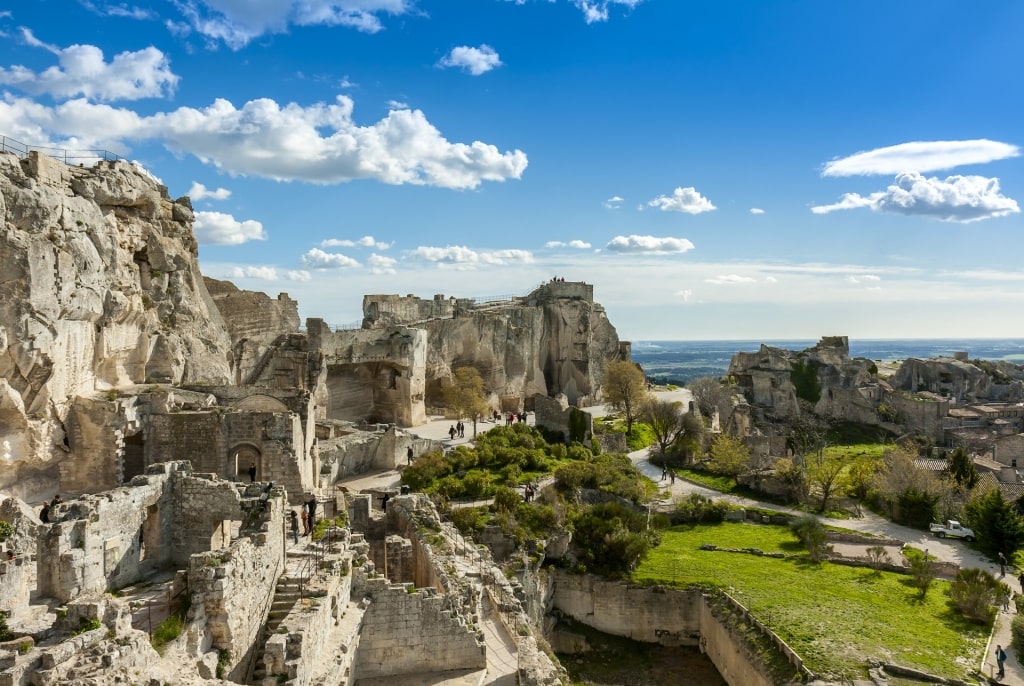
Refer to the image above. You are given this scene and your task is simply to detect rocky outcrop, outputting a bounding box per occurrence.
[0,151,232,498]
[894,357,993,403]
[727,336,879,423]
[362,281,624,412]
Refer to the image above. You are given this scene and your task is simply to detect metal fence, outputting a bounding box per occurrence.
[0,135,123,165]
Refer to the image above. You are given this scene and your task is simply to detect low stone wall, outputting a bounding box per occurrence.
[549,571,700,645]
[0,556,30,619]
[353,577,486,680]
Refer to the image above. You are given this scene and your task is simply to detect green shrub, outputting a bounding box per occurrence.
[948,568,1003,624]
[788,515,831,563]
[790,360,821,403]
[18,641,31,654]
[1012,615,1024,660]
[0,613,13,641]
[151,615,184,653]
[216,649,231,679]
[76,617,102,635]
[673,493,729,524]
[493,486,521,513]
[0,520,12,542]
[569,502,656,577]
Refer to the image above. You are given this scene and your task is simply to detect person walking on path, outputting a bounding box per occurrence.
[1000,551,1007,577]
[306,494,318,536]
[289,510,299,545]
[248,462,257,483]
[449,425,457,440]
[301,509,309,536]
[996,644,1007,679]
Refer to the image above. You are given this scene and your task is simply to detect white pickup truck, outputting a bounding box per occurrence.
[929,520,975,542]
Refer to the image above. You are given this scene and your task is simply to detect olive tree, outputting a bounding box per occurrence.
[602,360,648,435]
[442,367,490,437]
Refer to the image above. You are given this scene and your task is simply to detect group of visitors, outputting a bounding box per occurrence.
[523,482,537,502]
[505,412,526,426]
[288,494,320,544]
[448,421,465,440]
[660,466,675,484]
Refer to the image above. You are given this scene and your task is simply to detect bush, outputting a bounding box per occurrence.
[673,493,729,524]
[1012,615,1024,659]
[0,520,13,542]
[151,615,184,653]
[788,515,832,563]
[949,568,1003,624]
[909,555,937,599]
[569,502,655,577]
[493,486,521,513]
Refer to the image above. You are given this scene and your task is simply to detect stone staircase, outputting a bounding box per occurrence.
[249,565,303,683]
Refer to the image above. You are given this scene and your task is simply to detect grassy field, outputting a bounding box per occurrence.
[633,522,989,680]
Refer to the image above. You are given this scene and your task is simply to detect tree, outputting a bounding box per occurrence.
[909,554,936,599]
[962,487,1024,560]
[946,447,979,492]
[602,360,648,435]
[642,398,703,462]
[789,515,832,563]
[687,376,726,419]
[873,445,943,524]
[806,450,852,513]
[442,367,490,438]
[706,434,749,483]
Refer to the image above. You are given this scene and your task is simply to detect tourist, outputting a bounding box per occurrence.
[999,551,1007,577]
[449,425,457,440]
[301,509,309,536]
[457,420,464,438]
[407,446,414,465]
[289,510,299,544]
[661,466,667,482]
[40,502,50,523]
[1018,571,1024,591]
[248,462,257,483]
[996,644,1007,679]
[306,494,318,535]
[381,493,391,512]
[670,470,676,485]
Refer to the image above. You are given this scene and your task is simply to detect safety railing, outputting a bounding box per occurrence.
[0,135,123,165]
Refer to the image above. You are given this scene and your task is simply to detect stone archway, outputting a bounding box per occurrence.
[231,443,262,483]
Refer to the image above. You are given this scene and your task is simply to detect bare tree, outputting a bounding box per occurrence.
[643,398,704,462]
[687,376,726,418]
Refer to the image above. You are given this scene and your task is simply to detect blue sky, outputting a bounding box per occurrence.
[2,1,1023,341]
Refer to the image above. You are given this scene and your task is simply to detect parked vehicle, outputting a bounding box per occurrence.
[929,520,975,541]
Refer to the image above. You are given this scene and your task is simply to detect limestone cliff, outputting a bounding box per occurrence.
[362,281,625,411]
[0,151,232,496]
[727,336,879,424]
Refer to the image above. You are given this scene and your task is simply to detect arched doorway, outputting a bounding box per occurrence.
[231,444,262,483]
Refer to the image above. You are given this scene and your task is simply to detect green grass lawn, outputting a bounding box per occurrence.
[633,522,989,680]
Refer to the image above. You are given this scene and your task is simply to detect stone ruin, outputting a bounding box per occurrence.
[0,148,631,684]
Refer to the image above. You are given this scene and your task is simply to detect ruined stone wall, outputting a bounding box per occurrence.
[699,597,774,686]
[170,471,249,562]
[204,277,299,346]
[533,393,592,442]
[891,393,948,441]
[0,555,31,619]
[549,570,701,645]
[311,321,427,427]
[186,492,286,681]
[0,151,233,495]
[318,427,407,484]
[361,293,460,325]
[36,462,188,602]
[353,578,486,680]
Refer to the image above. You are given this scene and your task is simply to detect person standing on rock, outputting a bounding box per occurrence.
[248,463,257,483]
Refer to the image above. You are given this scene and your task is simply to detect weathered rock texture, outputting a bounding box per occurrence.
[0,151,232,498]
[361,281,626,413]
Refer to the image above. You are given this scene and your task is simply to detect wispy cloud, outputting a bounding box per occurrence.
[749,207,765,215]
[367,253,397,274]
[822,139,1020,177]
[603,195,624,209]
[545,240,592,249]
[705,274,756,285]
[605,235,695,254]
[170,0,415,50]
[226,265,313,281]
[410,245,534,269]
[193,211,267,245]
[811,172,1019,223]
[647,186,716,214]
[438,45,502,76]
[321,235,391,250]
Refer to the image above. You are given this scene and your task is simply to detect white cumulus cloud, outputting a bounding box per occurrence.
[321,235,391,249]
[439,45,502,76]
[812,172,1019,223]
[193,211,267,245]
[287,270,312,282]
[572,0,643,23]
[545,240,592,249]
[647,186,716,214]
[822,139,1020,177]
[301,248,360,269]
[605,235,695,254]
[0,94,528,189]
[367,253,397,274]
[0,34,178,101]
[188,181,231,201]
[749,207,765,215]
[172,0,414,49]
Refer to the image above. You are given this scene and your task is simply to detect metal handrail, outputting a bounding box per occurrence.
[0,134,123,164]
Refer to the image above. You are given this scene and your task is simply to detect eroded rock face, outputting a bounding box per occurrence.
[0,152,232,498]
[362,281,624,412]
